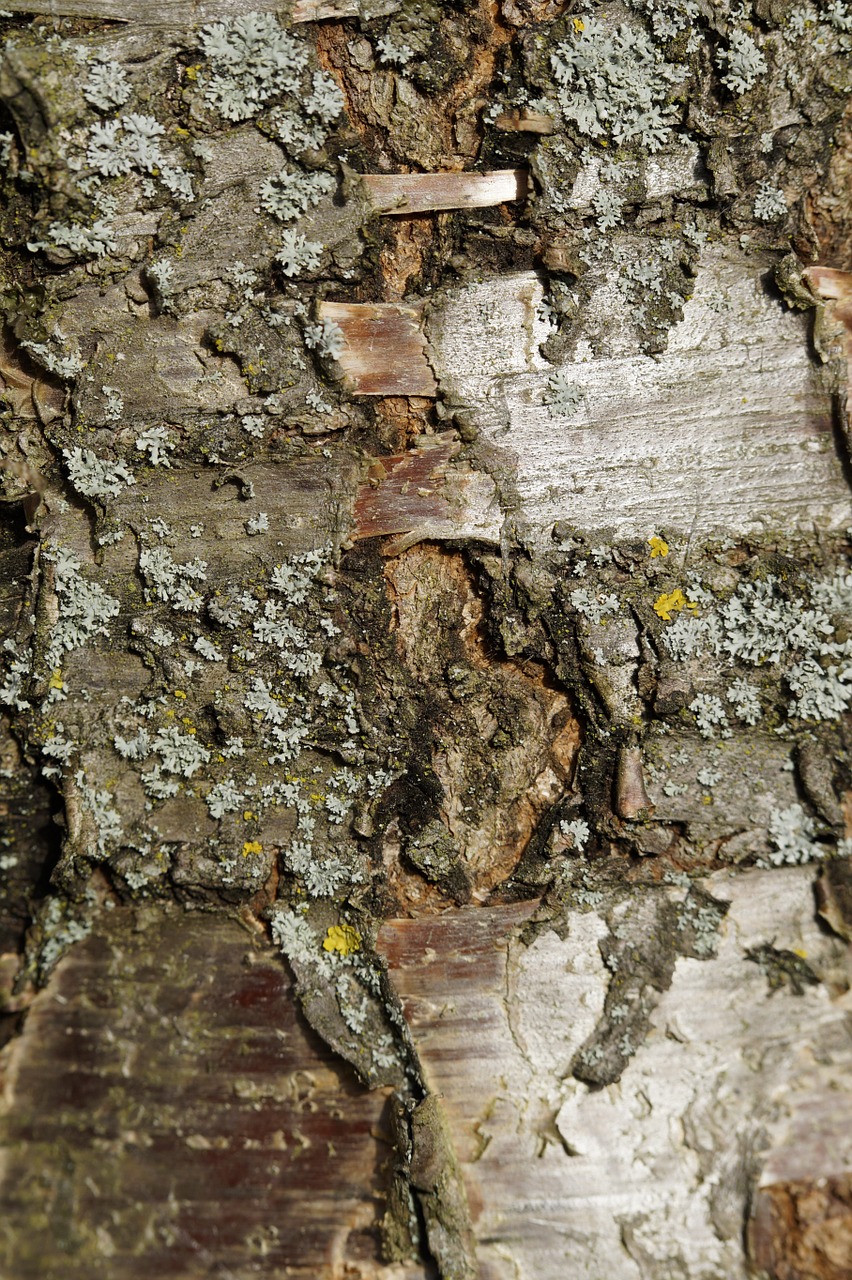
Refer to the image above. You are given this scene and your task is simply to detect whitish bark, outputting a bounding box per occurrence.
[0,2,851,1278]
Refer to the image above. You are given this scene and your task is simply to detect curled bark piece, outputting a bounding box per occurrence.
[354,435,500,545]
[293,0,399,17]
[804,265,852,416]
[317,301,438,396]
[815,858,852,942]
[493,108,555,134]
[362,170,528,215]
[615,744,652,820]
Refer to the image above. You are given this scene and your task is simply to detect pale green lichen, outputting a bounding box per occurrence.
[753,181,788,221]
[83,57,131,112]
[275,227,324,277]
[544,370,586,418]
[716,28,767,95]
[549,14,683,151]
[43,546,120,668]
[64,448,134,500]
[761,803,824,866]
[198,13,310,121]
[258,168,335,223]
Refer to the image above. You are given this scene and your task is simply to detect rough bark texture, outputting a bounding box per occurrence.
[0,1,850,1278]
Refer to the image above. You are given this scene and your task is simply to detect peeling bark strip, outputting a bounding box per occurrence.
[354,435,500,545]
[0,1,272,19]
[493,109,555,134]
[361,170,529,216]
[806,266,852,419]
[427,258,850,545]
[293,0,400,19]
[0,912,394,1279]
[318,302,437,397]
[614,744,651,821]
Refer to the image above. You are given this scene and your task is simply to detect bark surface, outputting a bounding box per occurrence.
[0,2,851,1278]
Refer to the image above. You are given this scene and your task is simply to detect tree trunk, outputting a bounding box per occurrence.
[0,2,851,1277]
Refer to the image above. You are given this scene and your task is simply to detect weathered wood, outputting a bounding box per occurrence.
[293,0,400,18]
[362,170,529,216]
[0,4,849,1277]
[493,109,555,134]
[751,1178,852,1279]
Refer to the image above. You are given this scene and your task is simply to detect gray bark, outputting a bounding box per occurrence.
[0,2,851,1278]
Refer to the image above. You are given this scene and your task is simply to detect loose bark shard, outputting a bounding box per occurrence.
[804,266,852,320]
[804,266,852,418]
[0,329,63,425]
[355,438,462,536]
[816,858,852,942]
[493,109,555,134]
[362,170,528,216]
[293,0,399,17]
[354,435,500,545]
[614,744,652,820]
[318,301,438,397]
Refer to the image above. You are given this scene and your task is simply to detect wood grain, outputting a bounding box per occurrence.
[0,0,278,21]
[293,0,400,17]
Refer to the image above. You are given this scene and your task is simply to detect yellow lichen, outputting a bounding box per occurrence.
[322,924,362,957]
[573,16,585,31]
[242,840,263,857]
[653,589,698,621]
[174,689,187,699]
[648,535,669,558]
[48,668,65,691]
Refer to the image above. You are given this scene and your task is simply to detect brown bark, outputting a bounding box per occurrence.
[0,2,851,1278]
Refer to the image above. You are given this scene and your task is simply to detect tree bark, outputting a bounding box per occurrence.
[0,2,851,1277]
